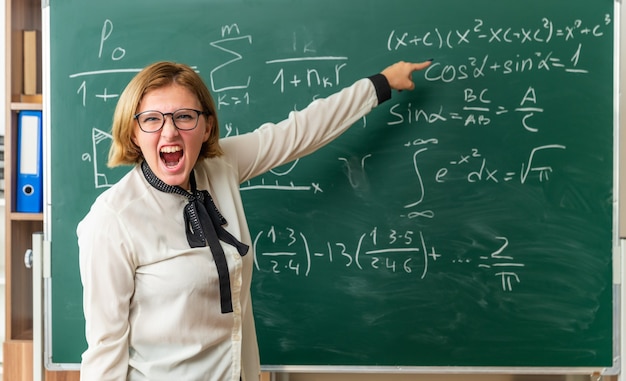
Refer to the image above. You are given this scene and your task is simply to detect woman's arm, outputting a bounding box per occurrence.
[77,202,136,381]
[220,60,433,183]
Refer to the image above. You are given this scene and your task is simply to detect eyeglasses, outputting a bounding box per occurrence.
[134,108,208,133]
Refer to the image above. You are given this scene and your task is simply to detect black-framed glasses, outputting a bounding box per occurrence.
[134,108,208,133]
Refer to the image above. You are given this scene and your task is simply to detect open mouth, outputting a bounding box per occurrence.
[160,146,183,168]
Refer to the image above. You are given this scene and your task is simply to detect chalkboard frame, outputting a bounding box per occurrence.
[40,0,622,375]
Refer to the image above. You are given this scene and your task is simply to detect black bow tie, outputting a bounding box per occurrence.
[141,161,249,313]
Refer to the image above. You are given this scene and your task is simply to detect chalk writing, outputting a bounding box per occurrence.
[386,16,610,50]
[253,227,523,291]
[66,12,611,295]
[393,86,546,131]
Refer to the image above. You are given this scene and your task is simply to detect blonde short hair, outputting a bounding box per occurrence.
[107,61,223,167]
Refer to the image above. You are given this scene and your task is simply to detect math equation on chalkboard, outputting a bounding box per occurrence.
[253,226,524,292]
[66,11,612,297]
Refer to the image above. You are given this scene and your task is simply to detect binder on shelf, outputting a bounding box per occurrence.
[16,110,43,213]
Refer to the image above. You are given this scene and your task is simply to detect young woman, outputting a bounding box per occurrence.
[78,59,432,381]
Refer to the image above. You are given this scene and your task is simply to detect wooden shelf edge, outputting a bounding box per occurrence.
[10,102,43,111]
[9,212,44,221]
[3,338,33,344]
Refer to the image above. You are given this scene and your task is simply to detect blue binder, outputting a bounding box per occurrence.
[16,110,43,213]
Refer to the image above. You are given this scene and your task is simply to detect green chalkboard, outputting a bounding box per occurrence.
[47,0,616,371]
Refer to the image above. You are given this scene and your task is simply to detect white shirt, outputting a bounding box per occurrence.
[77,77,383,381]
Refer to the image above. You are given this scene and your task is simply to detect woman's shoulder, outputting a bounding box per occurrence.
[77,165,153,238]
[85,165,146,214]
[195,154,239,182]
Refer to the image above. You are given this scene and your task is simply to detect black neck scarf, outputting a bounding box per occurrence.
[141,161,249,314]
